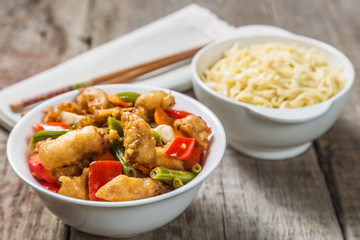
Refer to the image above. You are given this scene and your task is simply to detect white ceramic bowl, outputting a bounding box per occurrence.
[192,33,354,160]
[7,84,226,238]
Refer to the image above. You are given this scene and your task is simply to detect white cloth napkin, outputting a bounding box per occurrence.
[0,4,235,130]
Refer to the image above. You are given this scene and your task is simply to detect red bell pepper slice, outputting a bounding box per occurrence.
[88,161,122,201]
[164,137,196,160]
[28,154,57,183]
[41,182,60,193]
[33,122,71,132]
[165,109,192,119]
[184,146,201,171]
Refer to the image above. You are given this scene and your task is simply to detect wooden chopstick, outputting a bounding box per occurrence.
[10,44,205,112]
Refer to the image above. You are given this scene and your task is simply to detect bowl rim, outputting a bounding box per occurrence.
[191,33,355,113]
[7,84,227,207]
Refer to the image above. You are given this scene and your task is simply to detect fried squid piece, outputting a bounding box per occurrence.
[135,90,174,113]
[95,175,171,201]
[121,106,149,122]
[42,107,61,123]
[77,88,110,113]
[56,101,83,114]
[155,147,184,170]
[174,115,212,150]
[121,112,156,164]
[58,168,89,200]
[73,118,96,130]
[42,102,83,123]
[38,126,105,169]
[94,107,122,124]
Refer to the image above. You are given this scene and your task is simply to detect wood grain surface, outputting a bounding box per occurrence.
[0,0,359,240]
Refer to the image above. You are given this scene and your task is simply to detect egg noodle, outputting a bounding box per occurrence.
[201,43,345,108]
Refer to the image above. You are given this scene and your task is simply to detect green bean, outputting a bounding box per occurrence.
[173,177,184,189]
[154,131,162,145]
[29,129,70,146]
[150,167,196,184]
[110,140,137,177]
[107,117,123,136]
[115,92,140,103]
[191,163,202,174]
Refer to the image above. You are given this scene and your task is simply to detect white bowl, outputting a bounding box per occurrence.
[191,32,354,160]
[7,84,226,238]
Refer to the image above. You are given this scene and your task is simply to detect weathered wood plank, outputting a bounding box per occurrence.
[271,0,360,239]
[2,0,359,239]
[0,0,92,239]
[195,0,273,26]
[89,0,180,47]
[0,0,91,89]
[0,129,69,240]
[314,0,360,239]
[221,147,343,240]
[210,0,343,239]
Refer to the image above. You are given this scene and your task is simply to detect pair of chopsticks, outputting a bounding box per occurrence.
[10,44,205,112]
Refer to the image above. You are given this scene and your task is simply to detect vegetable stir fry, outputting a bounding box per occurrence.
[27,88,212,201]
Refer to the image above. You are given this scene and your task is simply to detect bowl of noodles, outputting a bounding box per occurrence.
[191,33,354,160]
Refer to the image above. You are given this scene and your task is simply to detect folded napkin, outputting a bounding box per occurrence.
[0,4,235,130]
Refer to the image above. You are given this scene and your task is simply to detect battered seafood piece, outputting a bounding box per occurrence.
[94,107,122,123]
[38,126,105,169]
[56,101,83,114]
[135,90,175,113]
[42,107,61,123]
[174,115,212,150]
[121,112,156,164]
[95,175,171,201]
[58,168,89,200]
[77,88,110,113]
[73,118,96,130]
[121,106,149,122]
[155,147,184,170]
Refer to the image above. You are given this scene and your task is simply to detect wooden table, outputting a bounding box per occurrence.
[1,0,359,239]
